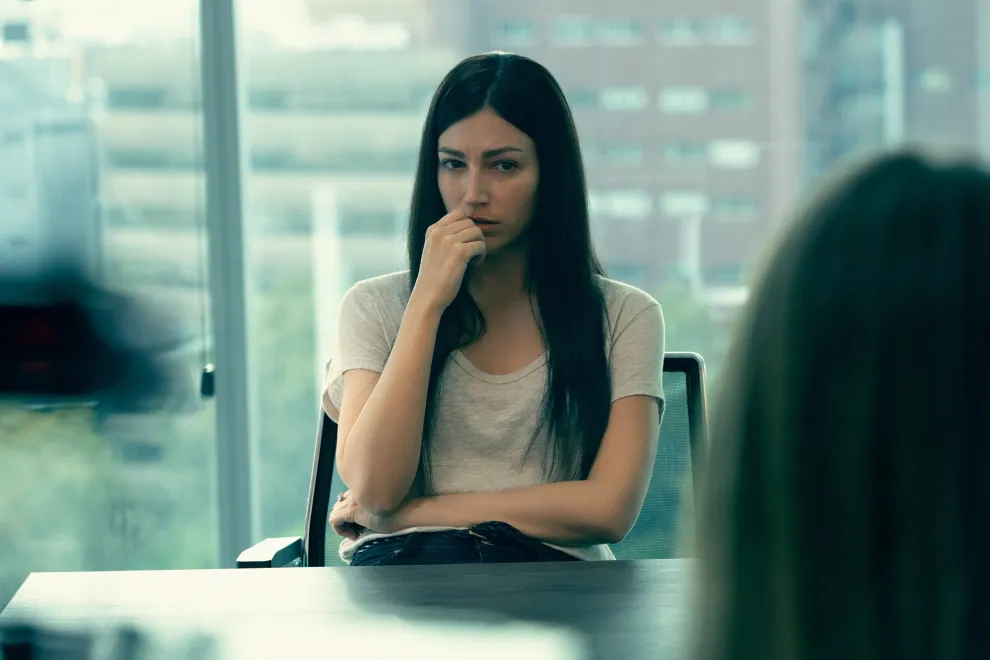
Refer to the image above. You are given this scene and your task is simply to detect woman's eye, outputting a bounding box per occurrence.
[439,159,464,170]
[493,161,518,172]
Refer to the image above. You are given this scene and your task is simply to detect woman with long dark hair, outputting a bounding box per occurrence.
[695,152,990,659]
[324,53,665,566]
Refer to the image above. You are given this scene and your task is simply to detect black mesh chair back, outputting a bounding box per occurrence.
[612,352,707,559]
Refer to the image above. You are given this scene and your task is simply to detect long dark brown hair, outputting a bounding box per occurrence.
[407,53,611,489]
[697,151,990,660]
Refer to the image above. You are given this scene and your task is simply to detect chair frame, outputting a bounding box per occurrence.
[236,351,708,568]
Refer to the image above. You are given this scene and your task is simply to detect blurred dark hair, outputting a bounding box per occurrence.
[407,52,610,489]
[696,151,990,660]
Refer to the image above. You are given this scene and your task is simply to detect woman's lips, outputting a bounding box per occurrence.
[471,217,498,232]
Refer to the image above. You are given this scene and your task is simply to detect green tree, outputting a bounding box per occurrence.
[0,390,217,608]
[251,272,321,540]
[650,280,728,382]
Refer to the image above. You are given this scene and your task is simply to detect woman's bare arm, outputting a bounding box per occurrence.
[335,302,441,515]
[382,394,661,545]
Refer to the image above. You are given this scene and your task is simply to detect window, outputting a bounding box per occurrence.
[663,141,707,166]
[598,20,644,46]
[709,140,761,169]
[918,67,954,94]
[704,265,746,286]
[338,208,402,235]
[492,21,538,47]
[658,17,705,46]
[660,191,710,217]
[659,87,709,114]
[712,197,760,222]
[554,16,595,46]
[108,149,198,169]
[607,263,647,286]
[565,88,597,109]
[709,15,757,46]
[108,256,202,289]
[710,89,755,111]
[601,86,649,111]
[0,0,218,608]
[106,87,170,109]
[598,142,644,166]
[249,89,289,110]
[590,189,653,219]
[2,21,30,43]
[222,0,981,571]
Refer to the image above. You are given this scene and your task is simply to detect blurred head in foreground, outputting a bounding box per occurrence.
[697,151,990,660]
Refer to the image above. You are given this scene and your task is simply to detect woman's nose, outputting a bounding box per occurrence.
[464,170,489,208]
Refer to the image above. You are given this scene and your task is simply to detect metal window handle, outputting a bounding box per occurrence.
[201,363,215,399]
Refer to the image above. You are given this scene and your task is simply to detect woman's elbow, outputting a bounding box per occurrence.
[598,520,631,545]
[342,473,408,516]
[593,503,640,545]
[337,464,411,516]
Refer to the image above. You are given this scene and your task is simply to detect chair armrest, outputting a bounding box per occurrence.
[236,536,303,568]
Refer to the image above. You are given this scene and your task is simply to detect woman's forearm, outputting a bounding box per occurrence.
[394,480,633,547]
[339,301,440,514]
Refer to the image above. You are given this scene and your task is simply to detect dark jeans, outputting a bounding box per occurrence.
[349,521,580,566]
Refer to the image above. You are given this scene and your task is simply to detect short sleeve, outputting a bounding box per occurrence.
[609,303,665,413]
[322,284,391,421]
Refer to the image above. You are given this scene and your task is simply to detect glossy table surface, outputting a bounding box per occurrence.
[2,558,695,659]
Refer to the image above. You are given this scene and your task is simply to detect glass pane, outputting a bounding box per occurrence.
[0,0,217,607]
[240,1,989,563]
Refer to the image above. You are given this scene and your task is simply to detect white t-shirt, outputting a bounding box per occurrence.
[323,271,665,562]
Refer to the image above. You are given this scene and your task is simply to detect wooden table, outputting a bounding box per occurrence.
[1,559,694,659]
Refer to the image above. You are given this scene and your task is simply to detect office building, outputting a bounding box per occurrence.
[803,0,989,178]
[465,0,803,308]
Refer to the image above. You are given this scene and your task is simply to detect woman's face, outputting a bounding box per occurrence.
[437,108,540,254]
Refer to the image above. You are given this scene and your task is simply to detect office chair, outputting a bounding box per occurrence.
[236,351,708,567]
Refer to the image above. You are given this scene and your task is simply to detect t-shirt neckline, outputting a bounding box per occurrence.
[451,350,547,385]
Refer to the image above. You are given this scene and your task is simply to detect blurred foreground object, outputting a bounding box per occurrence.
[0,621,215,660]
[0,616,585,659]
[0,270,190,414]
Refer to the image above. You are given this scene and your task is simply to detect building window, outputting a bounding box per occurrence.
[658,17,705,46]
[918,67,954,94]
[601,86,649,110]
[598,19,644,46]
[565,88,597,109]
[598,142,644,166]
[659,87,708,114]
[554,16,595,46]
[108,149,194,169]
[708,16,757,46]
[338,209,402,235]
[710,89,755,111]
[705,265,745,286]
[663,141,707,166]
[607,263,647,286]
[660,191,709,218]
[2,21,30,43]
[712,197,759,222]
[589,189,653,219]
[492,21,538,47]
[709,140,761,169]
[107,87,169,109]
